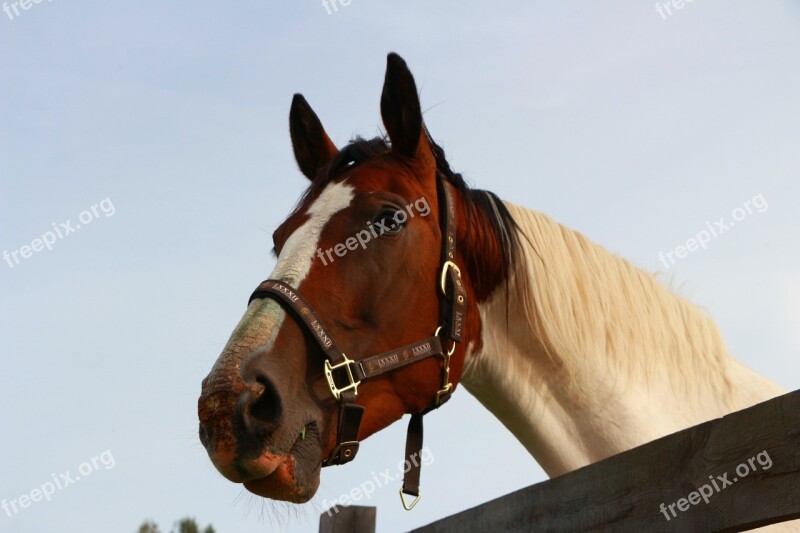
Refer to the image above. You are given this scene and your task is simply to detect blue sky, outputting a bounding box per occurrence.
[2,2,799,532]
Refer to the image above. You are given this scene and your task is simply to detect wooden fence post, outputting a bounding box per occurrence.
[319,505,377,533]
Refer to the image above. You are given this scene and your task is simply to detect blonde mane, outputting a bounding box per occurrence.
[503,202,735,406]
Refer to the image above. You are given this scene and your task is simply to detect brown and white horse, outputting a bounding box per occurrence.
[197,53,786,518]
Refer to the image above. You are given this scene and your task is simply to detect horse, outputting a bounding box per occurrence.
[197,52,789,524]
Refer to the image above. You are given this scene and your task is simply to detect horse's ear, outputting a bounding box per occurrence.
[289,94,338,181]
[380,53,434,168]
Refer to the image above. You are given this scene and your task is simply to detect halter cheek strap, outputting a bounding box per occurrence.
[247,176,466,509]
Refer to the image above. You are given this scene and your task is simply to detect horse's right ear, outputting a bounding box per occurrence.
[289,94,338,181]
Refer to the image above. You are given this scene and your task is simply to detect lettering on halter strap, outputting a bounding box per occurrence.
[453,312,463,338]
[275,283,300,302]
[310,319,333,349]
[378,353,400,369]
[412,342,432,356]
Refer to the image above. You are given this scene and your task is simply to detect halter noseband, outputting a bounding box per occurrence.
[247,176,466,509]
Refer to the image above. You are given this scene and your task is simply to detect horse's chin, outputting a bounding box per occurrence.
[242,451,321,503]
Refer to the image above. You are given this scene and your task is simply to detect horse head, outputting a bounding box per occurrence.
[197,53,517,504]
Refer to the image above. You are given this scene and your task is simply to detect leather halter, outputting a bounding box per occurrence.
[247,176,466,509]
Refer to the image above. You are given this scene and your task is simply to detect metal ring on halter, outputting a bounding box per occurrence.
[439,260,461,296]
[399,489,421,510]
[434,326,457,356]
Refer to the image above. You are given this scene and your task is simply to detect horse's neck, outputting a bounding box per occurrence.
[460,203,785,477]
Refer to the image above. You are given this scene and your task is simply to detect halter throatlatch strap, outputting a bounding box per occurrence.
[398,177,465,510]
[439,179,466,344]
[247,176,466,508]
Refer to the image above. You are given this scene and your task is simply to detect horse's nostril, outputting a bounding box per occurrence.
[242,374,283,434]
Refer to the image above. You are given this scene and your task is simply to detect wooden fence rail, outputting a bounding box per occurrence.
[407,389,800,532]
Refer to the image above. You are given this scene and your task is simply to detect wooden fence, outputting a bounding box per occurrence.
[322,389,800,532]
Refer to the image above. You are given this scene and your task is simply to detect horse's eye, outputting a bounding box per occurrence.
[372,208,405,236]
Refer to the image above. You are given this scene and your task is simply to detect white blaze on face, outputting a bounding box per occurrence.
[225,181,356,357]
[272,180,356,285]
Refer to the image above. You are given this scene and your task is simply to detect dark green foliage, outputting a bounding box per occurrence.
[136,517,214,533]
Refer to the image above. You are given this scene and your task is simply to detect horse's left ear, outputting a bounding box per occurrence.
[380,53,434,169]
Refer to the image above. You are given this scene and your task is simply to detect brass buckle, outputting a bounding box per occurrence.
[435,382,452,406]
[439,260,461,295]
[399,489,421,510]
[433,327,454,406]
[324,355,361,401]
